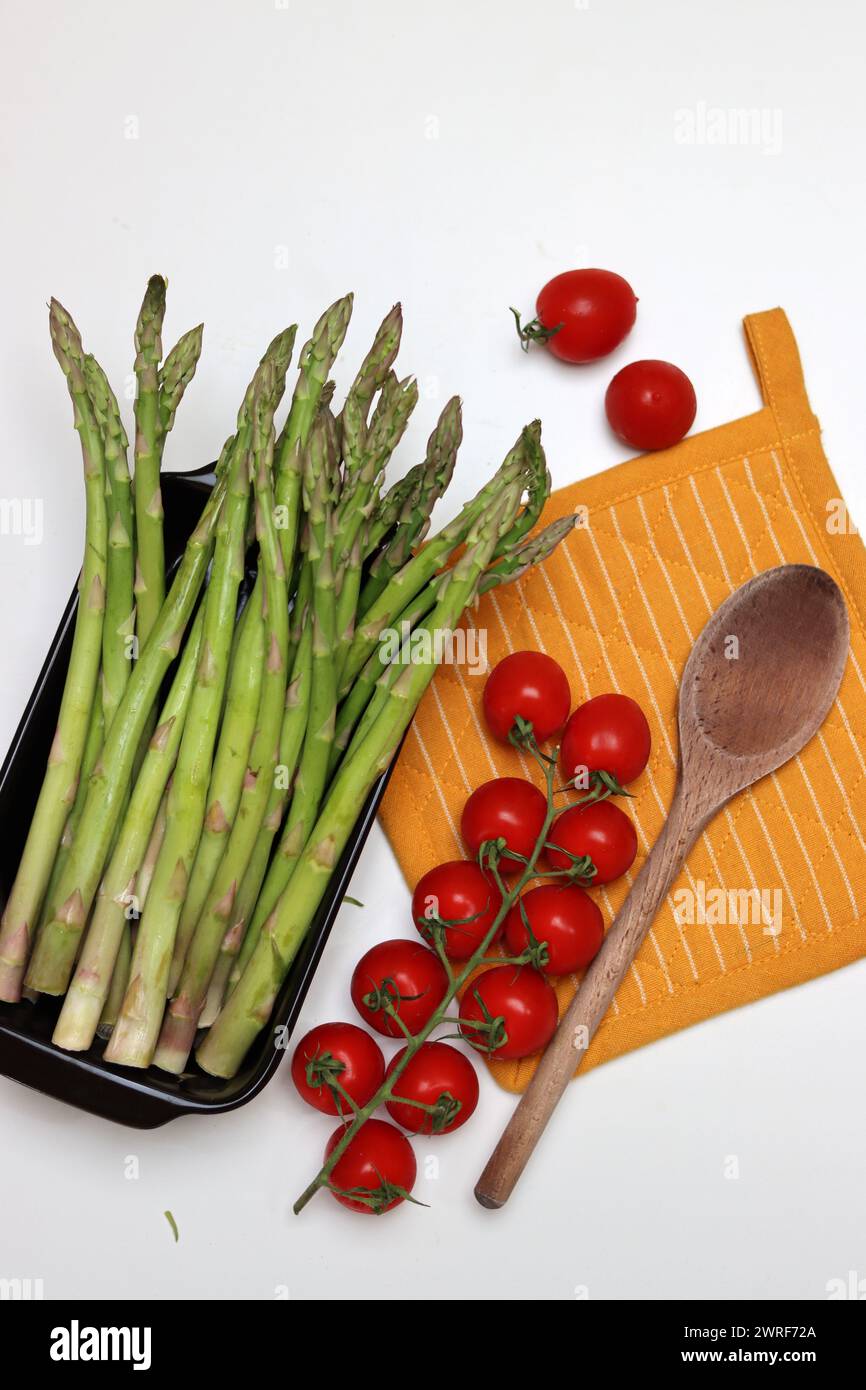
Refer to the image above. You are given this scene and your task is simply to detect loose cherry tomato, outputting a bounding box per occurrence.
[461,777,547,873]
[351,939,448,1038]
[325,1119,417,1215]
[560,693,651,793]
[482,650,571,744]
[459,965,559,1059]
[605,359,697,451]
[514,269,638,363]
[504,884,604,975]
[385,1043,479,1135]
[291,1022,386,1117]
[411,860,503,961]
[546,801,637,885]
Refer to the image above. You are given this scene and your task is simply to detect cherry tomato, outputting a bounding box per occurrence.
[504,884,604,975]
[411,860,503,961]
[482,650,571,744]
[351,939,448,1038]
[461,777,547,873]
[515,269,637,363]
[324,1119,417,1215]
[291,1022,386,1117]
[546,801,638,885]
[560,693,651,792]
[605,359,697,452]
[460,965,559,1059]
[385,1043,479,1135]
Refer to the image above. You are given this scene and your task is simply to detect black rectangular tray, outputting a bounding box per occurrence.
[0,465,396,1127]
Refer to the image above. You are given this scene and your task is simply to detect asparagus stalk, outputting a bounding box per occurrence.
[131,277,167,643]
[0,300,108,1002]
[336,427,533,698]
[52,608,204,1051]
[332,374,419,674]
[253,411,339,921]
[358,395,462,614]
[103,413,253,1066]
[338,305,403,483]
[37,695,105,934]
[154,368,290,1073]
[197,488,519,1079]
[132,277,204,645]
[158,324,205,437]
[273,295,353,570]
[165,327,298,995]
[166,586,265,994]
[223,619,313,994]
[136,786,169,911]
[325,514,576,782]
[23,468,227,996]
[96,922,131,1038]
[328,586,437,775]
[85,355,135,734]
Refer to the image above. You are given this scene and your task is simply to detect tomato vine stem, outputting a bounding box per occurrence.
[293,727,582,1216]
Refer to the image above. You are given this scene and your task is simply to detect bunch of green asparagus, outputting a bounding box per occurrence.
[0,278,575,1079]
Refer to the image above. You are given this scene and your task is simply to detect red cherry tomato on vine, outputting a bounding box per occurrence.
[461,777,547,873]
[385,1043,479,1135]
[605,359,697,452]
[482,650,571,744]
[459,965,559,1060]
[560,693,651,792]
[411,860,503,961]
[546,801,638,885]
[504,884,604,975]
[291,1022,386,1117]
[351,939,448,1038]
[325,1119,417,1215]
[515,268,638,364]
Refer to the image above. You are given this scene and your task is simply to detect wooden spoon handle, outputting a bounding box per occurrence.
[475,783,704,1209]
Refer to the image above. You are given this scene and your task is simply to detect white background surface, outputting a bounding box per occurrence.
[1,0,864,1301]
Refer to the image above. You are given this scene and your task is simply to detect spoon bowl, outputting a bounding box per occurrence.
[680,564,849,801]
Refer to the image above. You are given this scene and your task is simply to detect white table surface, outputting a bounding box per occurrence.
[1,0,864,1302]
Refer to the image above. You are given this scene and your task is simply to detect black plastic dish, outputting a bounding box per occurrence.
[0,465,397,1128]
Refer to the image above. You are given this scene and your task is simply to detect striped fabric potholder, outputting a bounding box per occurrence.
[379,308,866,1093]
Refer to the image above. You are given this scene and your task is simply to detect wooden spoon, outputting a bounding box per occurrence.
[475,564,849,1209]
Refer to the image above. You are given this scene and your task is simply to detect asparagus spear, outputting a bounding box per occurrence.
[338,305,403,483]
[103,412,253,1065]
[153,368,290,1073]
[132,277,166,643]
[39,356,137,932]
[132,276,203,645]
[253,411,339,922]
[332,374,419,673]
[166,585,265,994]
[85,355,135,734]
[23,467,227,996]
[273,295,353,570]
[136,786,169,911]
[53,608,204,1051]
[336,427,533,698]
[328,586,437,774]
[0,300,108,1002]
[164,327,298,996]
[197,488,520,1078]
[97,922,131,1038]
[223,619,313,996]
[358,395,462,613]
[37,695,105,934]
